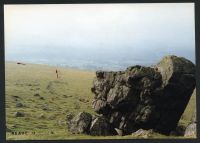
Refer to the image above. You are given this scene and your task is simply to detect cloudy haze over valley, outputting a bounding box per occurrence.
[4,3,195,70]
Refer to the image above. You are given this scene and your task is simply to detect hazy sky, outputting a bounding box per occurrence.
[4,3,195,66]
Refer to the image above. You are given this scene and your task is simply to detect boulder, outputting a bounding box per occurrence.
[154,56,196,134]
[91,55,195,135]
[89,116,112,136]
[184,123,196,137]
[68,112,92,134]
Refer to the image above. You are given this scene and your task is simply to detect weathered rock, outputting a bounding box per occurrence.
[131,129,154,138]
[114,128,123,136]
[155,56,196,134]
[68,112,92,134]
[90,117,112,136]
[91,55,195,135]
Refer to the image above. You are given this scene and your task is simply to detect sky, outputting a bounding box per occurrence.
[4,3,195,70]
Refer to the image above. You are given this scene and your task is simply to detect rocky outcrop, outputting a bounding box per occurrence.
[67,55,195,136]
[91,55,195,135]
[68,112,92,134]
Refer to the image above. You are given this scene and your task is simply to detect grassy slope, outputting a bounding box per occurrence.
[5,62,196,140]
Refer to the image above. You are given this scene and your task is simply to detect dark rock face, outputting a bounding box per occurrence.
[91,55,195,135]
[90,117,112,136]
[68,112,92,134]
[170,125,186,136]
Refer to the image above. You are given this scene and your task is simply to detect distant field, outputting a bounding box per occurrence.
[5,61,196,140]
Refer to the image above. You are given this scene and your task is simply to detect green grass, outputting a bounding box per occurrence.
[5,61,196,140]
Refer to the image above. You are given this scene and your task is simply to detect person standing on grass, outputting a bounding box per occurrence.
[56,69,58,79]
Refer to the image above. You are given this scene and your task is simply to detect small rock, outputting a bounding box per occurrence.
[41,105,51,111]
[115,128,123,136]
[48,115,56,120]
[39,97,45,100]
[38,113,45,119]
[66,112,75,122]
[184,123,196,137]
[68,112,92,134]
[79,98,85,102]
[14,112,25,117]
[63,95,72,98]
[34,93,40,97]
[132,129,153,138]
[12,95,19,99]
[16,103,23,108]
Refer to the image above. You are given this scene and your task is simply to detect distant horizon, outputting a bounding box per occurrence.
[5,53,196,71]
[4,3,195,71]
